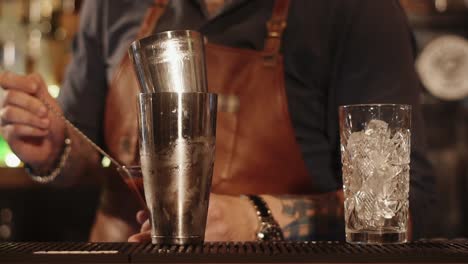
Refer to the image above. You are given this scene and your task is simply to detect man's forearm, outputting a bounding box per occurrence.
[262,191,345,240]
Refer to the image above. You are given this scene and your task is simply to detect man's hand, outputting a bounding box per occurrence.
[128,193,258,242]
[0,72,66,171]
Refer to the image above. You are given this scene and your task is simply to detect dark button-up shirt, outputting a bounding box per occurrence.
[58,0,436,239]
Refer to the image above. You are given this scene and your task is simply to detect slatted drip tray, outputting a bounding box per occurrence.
[0,240,467,263]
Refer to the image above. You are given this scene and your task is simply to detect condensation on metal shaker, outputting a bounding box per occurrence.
[137,92,217,245]
[140,138,215,244]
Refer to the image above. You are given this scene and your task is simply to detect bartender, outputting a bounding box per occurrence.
[0,0,435,242]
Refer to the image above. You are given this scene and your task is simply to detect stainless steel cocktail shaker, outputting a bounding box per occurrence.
[130,30,217,245]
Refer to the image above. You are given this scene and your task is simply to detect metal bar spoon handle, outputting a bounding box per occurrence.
[38,96,147,209]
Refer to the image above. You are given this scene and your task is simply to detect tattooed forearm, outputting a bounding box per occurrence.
[278,193,344,241]
[280,198,315,239]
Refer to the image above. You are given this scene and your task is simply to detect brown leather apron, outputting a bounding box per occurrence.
[94,0,313,242]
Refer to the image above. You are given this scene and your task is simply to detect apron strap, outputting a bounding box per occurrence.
[136,0,168,39]
[109,0,167,90]
[263,0,290,56]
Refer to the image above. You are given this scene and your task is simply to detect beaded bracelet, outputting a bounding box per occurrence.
[25,137,72,184]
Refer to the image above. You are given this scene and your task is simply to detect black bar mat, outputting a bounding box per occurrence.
[0,240,467,263]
